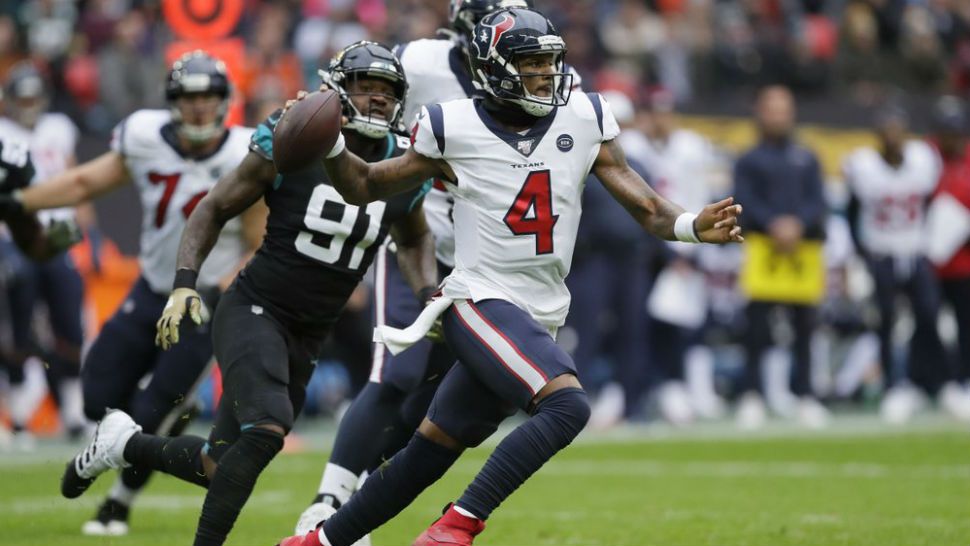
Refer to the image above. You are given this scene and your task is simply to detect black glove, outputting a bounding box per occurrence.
[0,192,25,219]
[45,218,83,254]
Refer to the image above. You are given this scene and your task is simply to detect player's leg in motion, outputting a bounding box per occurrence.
[64,289,312,546]
[4,251,43,446]
[81,282,215,535]
[292,299,589,546]
[299,246,450,534]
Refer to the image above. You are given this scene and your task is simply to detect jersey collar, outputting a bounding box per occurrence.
[473,99,558,158]
[160,123,230,161]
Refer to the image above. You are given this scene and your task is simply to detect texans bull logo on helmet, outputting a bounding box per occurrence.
[474,13,515,61]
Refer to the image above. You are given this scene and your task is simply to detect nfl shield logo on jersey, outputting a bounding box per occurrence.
[516,138,535,155]
[556,134,574,152]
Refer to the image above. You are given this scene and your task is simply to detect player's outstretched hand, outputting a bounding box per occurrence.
[45,218,83,254]
[695,197,744,244]
[155,288,208,350]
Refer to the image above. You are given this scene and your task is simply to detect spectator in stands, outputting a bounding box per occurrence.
[929,96,970,401]
[96,10,164,130]
[732,85,830,429]
[240,3,304,105]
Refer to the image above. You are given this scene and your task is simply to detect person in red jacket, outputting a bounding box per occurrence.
[930,96,970,395]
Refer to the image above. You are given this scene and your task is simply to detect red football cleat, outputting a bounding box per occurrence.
[276,529,321,546]
[411,504,486,546]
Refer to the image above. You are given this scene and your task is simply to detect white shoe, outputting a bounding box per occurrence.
[70,410,141,481]
[880,384,925,425]
[589,382,625,430]
[294,502,371,545]
[657,382,694,426]
[939,382,970,422]
[796,397,830,429]
[81,519,129,536]
[736,392,767,430]
[12,429,36,452]
[690,392,727,420]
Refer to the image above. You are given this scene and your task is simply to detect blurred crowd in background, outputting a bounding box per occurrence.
[2,0,970,445]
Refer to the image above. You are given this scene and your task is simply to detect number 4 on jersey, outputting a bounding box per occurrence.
[504,170,558,255]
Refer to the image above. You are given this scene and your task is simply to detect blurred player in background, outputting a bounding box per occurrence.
[844,105,970,423]
[278,8,742,546]
[0,136,83,447]
[2,51,262,536]
[635,88,726,423]
[929,96,970,397]
[297,0,572,534]
[58,41,435,546]
[0,61,88,449]
[733,85,830,429]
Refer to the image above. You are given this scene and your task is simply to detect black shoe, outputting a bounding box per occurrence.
[81,498,130,536]
[60,459,96,499]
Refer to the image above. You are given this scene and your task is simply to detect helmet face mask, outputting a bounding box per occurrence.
[165,51,231,145]
[471,9,572,117]
[320,41,408,139]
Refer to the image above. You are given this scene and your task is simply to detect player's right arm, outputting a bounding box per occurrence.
[175,151,275,275]
[17,151,131,212]
[158,150,275,349]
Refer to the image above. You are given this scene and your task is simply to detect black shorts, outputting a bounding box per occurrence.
[205,286,326,461]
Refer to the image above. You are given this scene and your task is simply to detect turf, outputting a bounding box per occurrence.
[1,417,968,546]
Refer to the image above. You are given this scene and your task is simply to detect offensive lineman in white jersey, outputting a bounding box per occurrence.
[0,61,89,447]
[278,8,742,546]
[843,106,970,423]
[2,51,263,535]
[294,0,586,535]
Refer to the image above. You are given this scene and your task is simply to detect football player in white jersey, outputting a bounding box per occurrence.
[278,8,742,546]
[843,106,970,423]
[0,61,89,448]
[294,0,569,534]
[2,51,262,535]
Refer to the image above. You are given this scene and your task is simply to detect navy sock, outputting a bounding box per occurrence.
[330,382,407,474]
[193,427,284,546]
[322,433,461,546]
[456,387,590,520]
[123,433,209,488]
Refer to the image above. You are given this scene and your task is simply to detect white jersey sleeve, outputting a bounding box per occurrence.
[596,92,621,142]
[411,105,446,160]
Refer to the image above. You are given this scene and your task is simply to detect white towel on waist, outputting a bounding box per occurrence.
[373,297,454,355]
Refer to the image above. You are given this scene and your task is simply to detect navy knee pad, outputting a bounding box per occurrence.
[533,387,590,438]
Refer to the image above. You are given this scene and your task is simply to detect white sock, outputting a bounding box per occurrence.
[58,378,86,429]
[108,478,138,506]
[453,505,480,519]
[317,463,357,506]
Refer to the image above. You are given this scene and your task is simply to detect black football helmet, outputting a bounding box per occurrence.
[2,61,49,128]
[319,41,408,139]
[470,8,572,117]
[165,51,231,143]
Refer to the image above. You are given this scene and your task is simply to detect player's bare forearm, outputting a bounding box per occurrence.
[176,152,274,274]
[593,140,683,240]
[391,203,438,299]
[325,147,442,206]
[20,152,130,213]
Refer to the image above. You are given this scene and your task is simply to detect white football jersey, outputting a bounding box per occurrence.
[396,38,584,268]
[842,140,941,257]
[413,93,620,328]
[111,109,253,293]
[0,113,78,224]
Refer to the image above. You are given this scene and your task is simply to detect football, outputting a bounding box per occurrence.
[272,89,343,174]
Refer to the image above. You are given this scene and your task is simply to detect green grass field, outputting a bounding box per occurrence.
[2,416,968,546]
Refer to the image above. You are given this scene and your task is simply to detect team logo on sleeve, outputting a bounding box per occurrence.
[556,134,574,152]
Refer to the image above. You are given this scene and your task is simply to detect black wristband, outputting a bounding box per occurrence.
[417,286,437,305]
[173,268,199,290]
